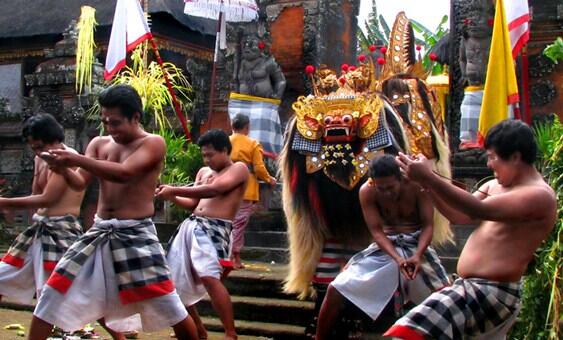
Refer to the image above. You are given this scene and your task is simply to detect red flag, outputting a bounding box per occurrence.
[104,0,152,80]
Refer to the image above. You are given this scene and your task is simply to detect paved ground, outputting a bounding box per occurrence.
[0,308,263,340]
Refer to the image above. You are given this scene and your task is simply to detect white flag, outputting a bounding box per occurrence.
[504,0,530,58]
[104,0,152,80]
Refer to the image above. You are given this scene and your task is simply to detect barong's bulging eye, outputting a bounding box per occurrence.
[342,115,353,124]
[324,116,333,125]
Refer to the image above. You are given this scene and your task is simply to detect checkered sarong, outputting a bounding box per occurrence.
[47,216,174,304]
[460,88,483,146]
[331,231,450,320]
[385,278,521,340]
[168,215,232,265]
[229,93,283,156]
[2,214,82,271]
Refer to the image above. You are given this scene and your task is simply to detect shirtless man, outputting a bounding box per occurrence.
[156,129,249,340]
[0,114,84,305]
[386,119,557,339]
[27,85,197,340]
[315,155,449,339]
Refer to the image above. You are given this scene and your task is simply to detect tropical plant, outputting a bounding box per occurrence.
[357,0,448,74]
[411,15,449,75]
[357,0,390,50]
[510,116,563,340]
[87,45,193,134]
[159,129,203,187]
[75,6,97,95]
[543,37,563,64]
[159,130,203,222]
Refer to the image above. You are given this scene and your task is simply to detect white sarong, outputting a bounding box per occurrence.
[0,240,46,304]
[34,217,187,332]
[167,215,232,306]
[331,231,450,320]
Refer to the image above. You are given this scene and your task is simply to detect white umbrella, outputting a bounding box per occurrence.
[184,0,259,125]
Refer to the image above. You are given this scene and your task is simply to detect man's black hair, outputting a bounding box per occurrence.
[368,154,401,179]
[22,113,65,144]
[98,84,144,120]
[231,113,250,131]
[198,129,232,154]
[484,119,537,164]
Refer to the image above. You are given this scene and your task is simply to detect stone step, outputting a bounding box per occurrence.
[241,246,288,264]
[246,211,287,232]
[225,263,293,300]
[197,295,314,327]
[245,231,288,248]
[202,316,307,340]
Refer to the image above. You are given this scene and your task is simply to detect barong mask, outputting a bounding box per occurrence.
[291,90,387,189]
[280,12,453,299]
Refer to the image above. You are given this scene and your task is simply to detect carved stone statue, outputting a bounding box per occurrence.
[236,35,286,99]
[459,0,494,86]
[458,0,495,149]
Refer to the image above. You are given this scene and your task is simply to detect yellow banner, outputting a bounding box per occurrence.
[478,0,519,145]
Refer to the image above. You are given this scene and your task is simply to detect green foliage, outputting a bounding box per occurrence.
[411,15,449,75]
[159,129,203,187]
[158,130,203,222]
[88,44,193,134]
[358,0,388,50]
[357,0,448,74]
[510,116,563,340]
[543,37,563,64]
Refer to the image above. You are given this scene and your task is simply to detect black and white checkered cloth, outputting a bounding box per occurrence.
[291,109,392,153]
[168,215,232,263]
[2,214,82,270]
[460,89,483,145]
[47,217,173,300]
[229,96,283,155]
[385,277,521,340]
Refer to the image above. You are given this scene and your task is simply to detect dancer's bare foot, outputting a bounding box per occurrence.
[231,253,244,270]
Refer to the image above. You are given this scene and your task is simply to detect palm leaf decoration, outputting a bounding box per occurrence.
[75,6,97,94]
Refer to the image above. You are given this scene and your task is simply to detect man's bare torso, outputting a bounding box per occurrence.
[193,165,246,221]
[373,181,422,235]
[458,178,556,282]
[94,136,161,220]
[34,152,85,217]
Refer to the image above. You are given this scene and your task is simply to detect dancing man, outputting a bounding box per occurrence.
[28,85,197,340]
[386,120,557,339]
[156,129,249,340]
[315,155,449,339]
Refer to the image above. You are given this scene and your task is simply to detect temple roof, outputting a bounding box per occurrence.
[0,0,216,38]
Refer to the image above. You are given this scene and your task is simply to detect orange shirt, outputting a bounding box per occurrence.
[230,133,272,201]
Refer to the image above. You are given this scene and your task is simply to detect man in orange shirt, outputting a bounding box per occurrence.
[229,114,277,269]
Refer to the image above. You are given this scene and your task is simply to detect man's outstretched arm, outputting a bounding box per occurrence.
[162,163,249,199]
[0,172,70,209]
[49,135,165,183]
[397,153,555,222]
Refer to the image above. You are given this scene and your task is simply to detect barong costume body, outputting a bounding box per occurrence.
[331,231,450,320]
[34,216,187,332]
[385,278,521,340]
[0,214,82,304]
[167,215,232,306]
